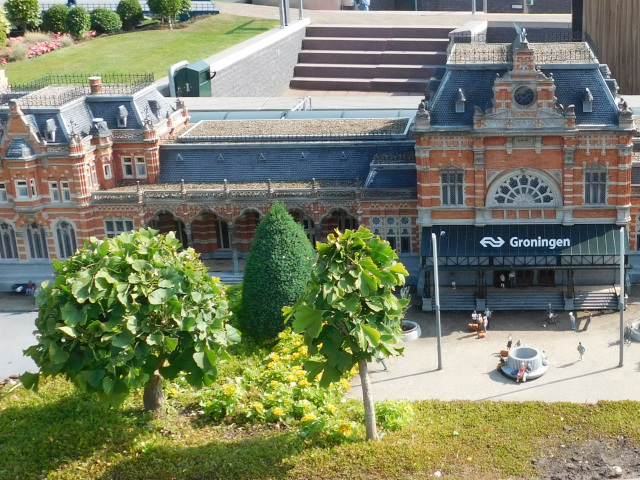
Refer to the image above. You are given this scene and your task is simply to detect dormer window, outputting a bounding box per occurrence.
[455,88,466,113]
[148,100,159,117]
[583,88,594,113]
[117,105,128,127]
[44,118,57,142]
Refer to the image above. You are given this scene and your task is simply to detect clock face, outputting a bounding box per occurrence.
[513,86,535,107]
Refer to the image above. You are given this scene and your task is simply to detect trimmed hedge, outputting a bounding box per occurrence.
[41,4,69,33]
[238,203,315,342]
[116,0,143,30]
[5,0,41,30]
[90,8,122,34]
[65,6,90,38]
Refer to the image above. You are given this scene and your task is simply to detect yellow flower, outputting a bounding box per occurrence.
[339,378,351,391]
[270,353,280,361]
[267,361,277,369]
[326,404,337,414]
[278,332,287,339]
[300,413,317,423]
[251,401,265,413]
[338,423,353,438]
[295,370,306,378]
[266,394,275,401]
[272,407,284,417]
[286,374,296,382]
[298,346,308,356]
[270,380,279,387]
[221,384,236,396]
[291,352,300,360]
[291,365,301,371]
[298,378,311,388]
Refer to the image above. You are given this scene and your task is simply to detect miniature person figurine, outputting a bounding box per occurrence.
[500,273,505,288]
[509,270,516,288]
[25,281,35,296]
[471,310,478,322]
[483,315,488,333]
[515,339,521,348]
[516,362,527,383]
[506,334,513,350]
[450,273,456,290]
[578,342,586,360]
[569,311,576,330]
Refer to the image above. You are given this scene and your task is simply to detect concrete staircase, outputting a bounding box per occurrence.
[435,291,476,311]
[574,291,619,311]
[485,291,564,312]
[291,25,452,93]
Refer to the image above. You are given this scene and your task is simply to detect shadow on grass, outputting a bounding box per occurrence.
[224,20,272,34]
[100,430,300,480]
[0,393,146,479]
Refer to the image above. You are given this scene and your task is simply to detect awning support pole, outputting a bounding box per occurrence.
[619,227,625,367]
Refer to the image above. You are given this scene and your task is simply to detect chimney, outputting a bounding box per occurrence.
[89,76,102,94]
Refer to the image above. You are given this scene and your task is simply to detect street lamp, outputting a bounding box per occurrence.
[432,232,443,370]
[619,227,625,367]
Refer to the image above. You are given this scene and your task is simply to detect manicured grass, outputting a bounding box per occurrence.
[3,14,279,83]
[3,375,640,479]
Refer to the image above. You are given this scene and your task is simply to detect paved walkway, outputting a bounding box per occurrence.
[4,300,640,402]
[350,301,640,403]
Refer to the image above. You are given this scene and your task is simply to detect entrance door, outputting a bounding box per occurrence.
[516,270,533,286]
[538,269,555,286]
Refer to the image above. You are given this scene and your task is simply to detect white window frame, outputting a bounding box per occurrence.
[103,163,112,180]
[49,181,60,202]
[585,169,607,205]
[0,183,7,202]
[370,216,412,254]
[122,157,134,178]
[26,222,48,259]
[441,169,464,206]
[104,218,135,238]
[61,181,71,202]
[16,180,29,198]
[29,178,37,196]
[135,157,147,178]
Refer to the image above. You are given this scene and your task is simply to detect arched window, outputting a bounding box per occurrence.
[56,221,77,259]
[290,210,316,245]
[27,222,48,259]
[215,217,231,250]
[0,222,18,259]
[492,173,556,206]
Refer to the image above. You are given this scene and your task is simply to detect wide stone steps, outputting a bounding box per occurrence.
[291,25,452,93]
[436,292,476,311]
[485,291,564,311]
[574,292,619,311]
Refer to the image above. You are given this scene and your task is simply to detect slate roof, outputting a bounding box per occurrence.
[86,99,142,130]
[159,143,416,184]
[366,168,417,189]
[428,65,619,128]
[6,137,36,158]
[134,88,175,124]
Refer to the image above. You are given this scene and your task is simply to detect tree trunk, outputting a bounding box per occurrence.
[143,370,165,417]
[357,359,379,441]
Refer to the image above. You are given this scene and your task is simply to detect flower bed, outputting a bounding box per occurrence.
[1,31,95,63]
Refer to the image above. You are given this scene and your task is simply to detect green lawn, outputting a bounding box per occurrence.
[3,14,279,84]
[2,375,640,479]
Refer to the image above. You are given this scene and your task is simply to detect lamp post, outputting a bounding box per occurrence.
[619,227,625,367]
[432,232,443,370]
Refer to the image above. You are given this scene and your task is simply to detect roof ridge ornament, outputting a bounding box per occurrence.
[513,23,529,49]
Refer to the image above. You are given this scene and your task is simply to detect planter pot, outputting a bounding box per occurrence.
[630,320,640,342]
[469,323,478,332]
[402,320,421,342]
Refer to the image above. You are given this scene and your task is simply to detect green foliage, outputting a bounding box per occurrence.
[147,0,189,27]
[4,0,40,30]
[90,7,122,34]
[354,400,416,432]
[0,5,12,46]
[64,6,90,38]
[22,228,239,407]
[239,203,314,342]
[198,329,359,444]
[41,4,69,33]
[116,0,142,30]
[287,226,409,387]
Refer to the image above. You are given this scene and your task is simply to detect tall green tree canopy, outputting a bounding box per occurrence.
[238,203,314,342]
[286,226,408,440]
[22,229,239,415]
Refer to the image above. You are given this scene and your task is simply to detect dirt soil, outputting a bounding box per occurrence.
[532,437,640,479]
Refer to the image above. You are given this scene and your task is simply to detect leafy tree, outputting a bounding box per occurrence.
[22,229,239,417]
[285,227,409,441]
[238,203,314,342]
[65,6,90,38]
[41,4,69,33]
[147,0,189,28]
[0,5,12,46]
[90,8,122,34]
[116,0,143,30]
[4,0,40,31]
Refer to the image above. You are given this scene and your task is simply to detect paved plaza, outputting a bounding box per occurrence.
[351,301,640,403]
[3,296,640,403]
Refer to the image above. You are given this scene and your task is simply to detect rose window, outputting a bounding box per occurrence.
[493,174,555,205]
